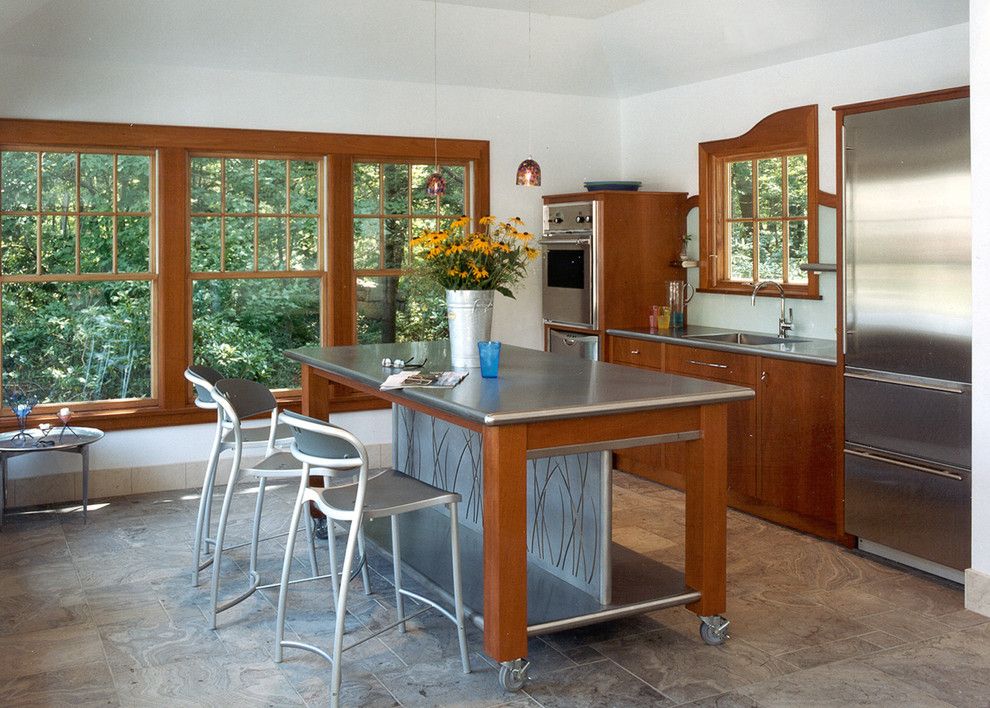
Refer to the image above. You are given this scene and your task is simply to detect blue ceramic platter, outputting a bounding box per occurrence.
[583,181,642,191]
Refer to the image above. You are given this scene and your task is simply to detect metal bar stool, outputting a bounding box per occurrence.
[184,365,294,587]
[206,378,321,630]
[273,410,470,708]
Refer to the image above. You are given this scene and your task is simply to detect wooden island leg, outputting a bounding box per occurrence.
[481,424,529,662]
[685,403,728,616]
[300,364,332,420]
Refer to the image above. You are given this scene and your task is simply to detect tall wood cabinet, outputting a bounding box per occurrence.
[542,191,687,343]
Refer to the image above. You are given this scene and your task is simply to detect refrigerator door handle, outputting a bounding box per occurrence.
[843,370,967,395]
[844,448,964,481]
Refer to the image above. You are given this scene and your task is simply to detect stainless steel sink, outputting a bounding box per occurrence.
[684,332,808,346]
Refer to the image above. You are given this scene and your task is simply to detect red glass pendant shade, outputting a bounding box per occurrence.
[515,158,541,187]
[426,170,447,197]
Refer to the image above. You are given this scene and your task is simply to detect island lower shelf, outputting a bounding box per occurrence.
[365,507,701,635]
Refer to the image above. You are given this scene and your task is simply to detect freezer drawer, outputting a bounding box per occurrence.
[844,447,970,571]
[844,371,970,469]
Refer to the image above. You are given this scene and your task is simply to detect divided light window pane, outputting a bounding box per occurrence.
[723,153,808,285]
[0,149,155,405]
[351,161,467,344]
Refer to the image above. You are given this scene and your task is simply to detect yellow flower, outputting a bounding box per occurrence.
[509,216,524,226]
[451,216,470,229]
[478,215,495,226]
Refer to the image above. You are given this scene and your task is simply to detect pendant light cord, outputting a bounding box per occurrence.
[526,0,533,159]
[433,0,440,171]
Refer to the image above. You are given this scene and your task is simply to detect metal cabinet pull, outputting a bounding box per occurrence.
[844,448,963,481]
[761,371,768,382]
[688,359,728,369]
[630,349,640,355]
[537,238,591,246]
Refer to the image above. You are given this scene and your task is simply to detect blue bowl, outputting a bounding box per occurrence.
[583,181,642,192]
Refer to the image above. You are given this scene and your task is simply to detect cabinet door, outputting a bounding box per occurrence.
[758,357,837,523]
[609,337,668,484]
[664,344,758,498]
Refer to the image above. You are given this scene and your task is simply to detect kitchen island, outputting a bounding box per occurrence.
[286,341,754,686]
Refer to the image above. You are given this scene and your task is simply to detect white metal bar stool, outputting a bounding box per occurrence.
[185,365,294,587]
[206,378,321,630]
[274,410,470,708]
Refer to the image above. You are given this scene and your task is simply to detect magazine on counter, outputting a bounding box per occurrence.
[380,370,468,390]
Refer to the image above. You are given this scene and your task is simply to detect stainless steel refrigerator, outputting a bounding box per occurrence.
[842,95,971,582]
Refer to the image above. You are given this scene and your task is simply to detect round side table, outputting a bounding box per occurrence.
[0,426,104,527]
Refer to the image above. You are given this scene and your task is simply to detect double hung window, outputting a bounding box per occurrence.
[0,149,155,405]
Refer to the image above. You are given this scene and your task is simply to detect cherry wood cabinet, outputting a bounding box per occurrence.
[542,190,687,347]
[757,356,837,527]
[608,335,840,540]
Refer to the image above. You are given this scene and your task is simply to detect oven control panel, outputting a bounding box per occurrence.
[543,203,594,234]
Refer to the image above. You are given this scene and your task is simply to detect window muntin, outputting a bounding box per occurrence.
[189,156,323,390]
[353,161,467,344]
[724,153,808,284]
[0,149,155,405]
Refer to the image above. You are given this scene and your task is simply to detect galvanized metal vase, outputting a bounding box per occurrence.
[446,289,494,368]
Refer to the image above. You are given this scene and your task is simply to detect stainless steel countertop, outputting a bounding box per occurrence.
[607,326,837,365]
[286,341,754,426]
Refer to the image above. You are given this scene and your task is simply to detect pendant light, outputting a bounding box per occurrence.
[515,2,541,187]
[426,0,446,197]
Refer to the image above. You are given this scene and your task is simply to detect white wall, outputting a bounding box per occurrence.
[619,23,969,339]
[0,52,621,480]
[967,0,990,607]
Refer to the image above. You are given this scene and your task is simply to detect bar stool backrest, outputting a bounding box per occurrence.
[185,365,224,408]
[280,410,365,473]
[279,410,368,520]
[213,378,277,427]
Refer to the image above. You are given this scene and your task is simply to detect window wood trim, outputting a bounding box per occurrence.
[698,105,820,298]
[0,118,490,430]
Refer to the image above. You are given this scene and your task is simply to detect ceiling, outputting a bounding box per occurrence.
[440,0,648,19]
[0,0,968,98]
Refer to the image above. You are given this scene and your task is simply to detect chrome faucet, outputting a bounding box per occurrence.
[751,281,793,338]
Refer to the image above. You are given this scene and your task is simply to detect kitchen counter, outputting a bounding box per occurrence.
[607,325,837,365]
[287,340,754,425]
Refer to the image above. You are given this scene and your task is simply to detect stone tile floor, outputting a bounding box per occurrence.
[1,471,988,707]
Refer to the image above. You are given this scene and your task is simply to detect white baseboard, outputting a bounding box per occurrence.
[965,568,990,617]
[5,443,393,510]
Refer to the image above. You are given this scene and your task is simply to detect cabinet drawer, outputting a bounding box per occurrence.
[610,336,663,370]
[664,344,758,385]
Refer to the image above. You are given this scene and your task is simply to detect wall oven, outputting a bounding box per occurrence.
[541,201,597,329]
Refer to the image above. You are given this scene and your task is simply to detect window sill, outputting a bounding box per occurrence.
[0,393,389,433]
[697,286,822,301]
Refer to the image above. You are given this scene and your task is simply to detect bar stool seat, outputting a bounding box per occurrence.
[274,410,470,708]
[320,468,459,518]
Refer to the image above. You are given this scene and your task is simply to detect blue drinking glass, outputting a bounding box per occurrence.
[477,341,501,378]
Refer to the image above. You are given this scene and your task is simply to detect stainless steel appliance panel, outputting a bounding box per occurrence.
[844,371,971,469]
[844,98,971,383]
[844,446,970,570]
[541,201,598,329]
[549,329,599,361]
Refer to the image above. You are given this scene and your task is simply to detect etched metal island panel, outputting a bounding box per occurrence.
[394,405,605,597]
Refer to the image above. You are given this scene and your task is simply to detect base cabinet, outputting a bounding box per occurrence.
[609,335,839,539]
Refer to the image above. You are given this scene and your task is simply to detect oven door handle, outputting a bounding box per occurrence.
[539,238,591,246]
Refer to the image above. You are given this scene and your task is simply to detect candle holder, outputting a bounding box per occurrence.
[57,407,79,441]
[4,390,38,444]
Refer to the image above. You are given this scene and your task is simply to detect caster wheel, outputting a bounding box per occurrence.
[699,616,729,646]
[498,660,529,692]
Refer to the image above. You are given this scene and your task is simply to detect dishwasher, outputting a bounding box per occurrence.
[548,329,599,361]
